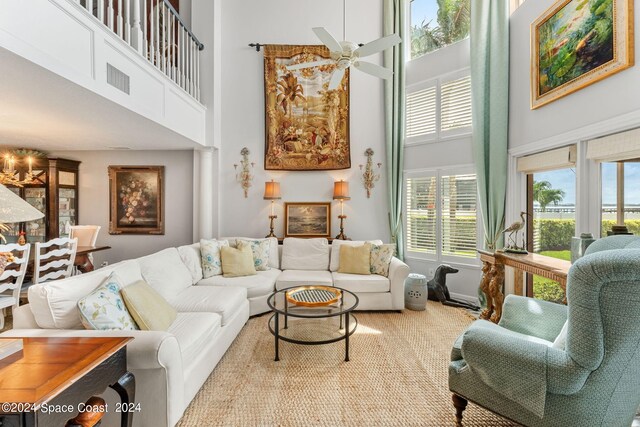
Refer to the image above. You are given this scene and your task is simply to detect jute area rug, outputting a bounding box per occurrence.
[178,301,518,427]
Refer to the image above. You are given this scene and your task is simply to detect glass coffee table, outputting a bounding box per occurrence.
[267,286,359,362]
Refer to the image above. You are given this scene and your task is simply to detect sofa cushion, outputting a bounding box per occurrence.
[168,286,247,326]
[138,248,193,300]
[221,244,257,278]
[178,243,203,284]
[197,269,279,299]
[28,260,142,330]
[331,272,390,293]
[222,237,279,269]
[77,273,138,331]
[168,312,221,364]
[330,239,383,272]
[281,238,330,271]
[121,280,177,331]
[276,270,333,291]
[337,243,372,275]
[200,239,229,277]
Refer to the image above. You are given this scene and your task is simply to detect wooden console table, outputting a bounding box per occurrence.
[0,337,135,427]
[478,250,571,323]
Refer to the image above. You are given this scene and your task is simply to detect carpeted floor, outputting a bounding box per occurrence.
[178,302,518,427]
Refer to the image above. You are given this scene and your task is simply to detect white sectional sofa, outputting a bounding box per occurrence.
[1,237,409,427]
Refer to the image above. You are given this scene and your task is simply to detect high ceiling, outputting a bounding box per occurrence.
[0,47,201,152]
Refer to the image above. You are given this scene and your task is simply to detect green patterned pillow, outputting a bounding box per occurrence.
[200,239,229,278]
[370,244,396,277]
[78,273,138,331]
[238,239,271,271]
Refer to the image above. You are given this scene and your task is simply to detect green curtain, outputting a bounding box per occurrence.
[471,0,509,250]
[383,0,406,260]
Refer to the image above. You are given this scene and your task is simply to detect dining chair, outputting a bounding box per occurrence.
[33,237,78,284]
[0,243,30,330]
[69,226,101,274]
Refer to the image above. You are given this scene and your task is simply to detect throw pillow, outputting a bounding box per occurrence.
[121,280,177,331]
[238,239,271,271]
[338,243,372,275]
[370,244,396,277]
[200,239,229,278]
[220,244,257,278]
[77,273,138,331]
[552,320,569,349]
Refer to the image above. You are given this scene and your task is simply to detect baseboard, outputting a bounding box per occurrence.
[449,292,480,306]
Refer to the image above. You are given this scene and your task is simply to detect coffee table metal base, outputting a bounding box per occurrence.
[268,312,358,362]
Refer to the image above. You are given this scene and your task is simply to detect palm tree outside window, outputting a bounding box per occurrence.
[409,0,471,59]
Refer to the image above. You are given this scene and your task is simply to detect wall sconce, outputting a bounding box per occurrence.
[359,148,381,198]
[333,180,350,240]
[263,179,281,238]
[234,147,255,198]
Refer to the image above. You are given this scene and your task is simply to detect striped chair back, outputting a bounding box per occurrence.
[0,243,31,329]
[33,238,78,284]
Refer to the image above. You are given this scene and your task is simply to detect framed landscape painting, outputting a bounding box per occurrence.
[263,44,351,171]
[108,166,164,235]
[284,202,331,238]
[531,0,634,109]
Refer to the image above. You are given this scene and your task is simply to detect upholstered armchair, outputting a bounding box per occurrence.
[449,235,640,427]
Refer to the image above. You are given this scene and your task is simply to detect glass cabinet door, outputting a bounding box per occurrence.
[58,170,77,238]
[23,187,47,243]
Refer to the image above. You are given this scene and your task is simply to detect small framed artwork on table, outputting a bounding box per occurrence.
[531,0,634,109]
[284,202,331,238]
[108,166,164,235]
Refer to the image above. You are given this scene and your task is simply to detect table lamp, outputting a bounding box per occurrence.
[0,183,44,260]
[263,180,281,238]
[333,180,350,240]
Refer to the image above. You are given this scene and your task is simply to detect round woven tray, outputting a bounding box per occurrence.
[285,286,342,307]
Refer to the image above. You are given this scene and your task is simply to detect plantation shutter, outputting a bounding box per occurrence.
[405,175,437,255]
[441,174,477,258]
[440,76,472,133]
[406,85,437,141]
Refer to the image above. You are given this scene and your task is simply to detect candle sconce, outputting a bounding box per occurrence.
[359,148,381,198]
[234,147,255,198]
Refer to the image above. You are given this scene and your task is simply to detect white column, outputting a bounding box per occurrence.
[197,149,215,240]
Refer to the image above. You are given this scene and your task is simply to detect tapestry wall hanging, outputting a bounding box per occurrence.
[264,44,351,171]
[531,0,633,109]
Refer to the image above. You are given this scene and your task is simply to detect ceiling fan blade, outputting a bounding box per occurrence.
[354,33,402,58]
[286,59,333,71]
[354,61,393,79]
[312,27,343,53]
[328,68,346,90]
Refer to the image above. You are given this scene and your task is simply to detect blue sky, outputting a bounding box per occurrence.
[410,0,439,27]
[535,163,640,206]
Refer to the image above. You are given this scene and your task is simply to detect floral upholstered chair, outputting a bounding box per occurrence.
[449,235,640,427]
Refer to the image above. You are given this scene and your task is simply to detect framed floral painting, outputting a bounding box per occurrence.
[108,166,164,235]
[531,0,634,109]
[264,44,350,171]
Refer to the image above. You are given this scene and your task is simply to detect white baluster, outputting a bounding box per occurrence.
[131,0,143,53]
[117,0,123,37]
[169,13,174,80]
[161,2,166,74]
[178,25,182,88]
[87,0,94,17]
[142,0,147,56]
[196,44,200,101]
[97,0,104,24]
[124,0,131,44]
[107,0,114,30]
[155,0,160,68]
[190,41,195,97]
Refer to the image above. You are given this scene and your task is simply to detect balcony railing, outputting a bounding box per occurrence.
[74,0,203,101]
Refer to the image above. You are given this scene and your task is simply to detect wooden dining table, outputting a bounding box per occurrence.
[75,245,112,273]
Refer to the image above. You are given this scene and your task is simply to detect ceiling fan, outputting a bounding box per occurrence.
[286,2,401,91]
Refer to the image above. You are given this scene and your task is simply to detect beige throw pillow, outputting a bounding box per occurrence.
[121,280,177,331]
[338,243,372,275]
[221,244,257,278]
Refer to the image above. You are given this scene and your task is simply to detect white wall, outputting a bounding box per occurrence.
[509,0,640,150]
[217,0,390,241]
[49,150,194,266]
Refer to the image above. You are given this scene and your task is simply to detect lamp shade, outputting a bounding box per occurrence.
[263,180,281,200]
[0,184,44,223]
[333,180,350,200]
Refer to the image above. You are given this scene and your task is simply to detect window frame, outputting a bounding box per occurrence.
[405,68,472,147]
[404,164,482,267]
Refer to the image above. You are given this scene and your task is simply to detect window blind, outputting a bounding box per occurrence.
[517,145,577,174]
[440,76,472,132]
[405,175,437,254]
[406,86,437,139]
[587,128,640,161]
[441,174,477,258]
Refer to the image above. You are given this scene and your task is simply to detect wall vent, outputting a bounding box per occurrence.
[107,63,130,94]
